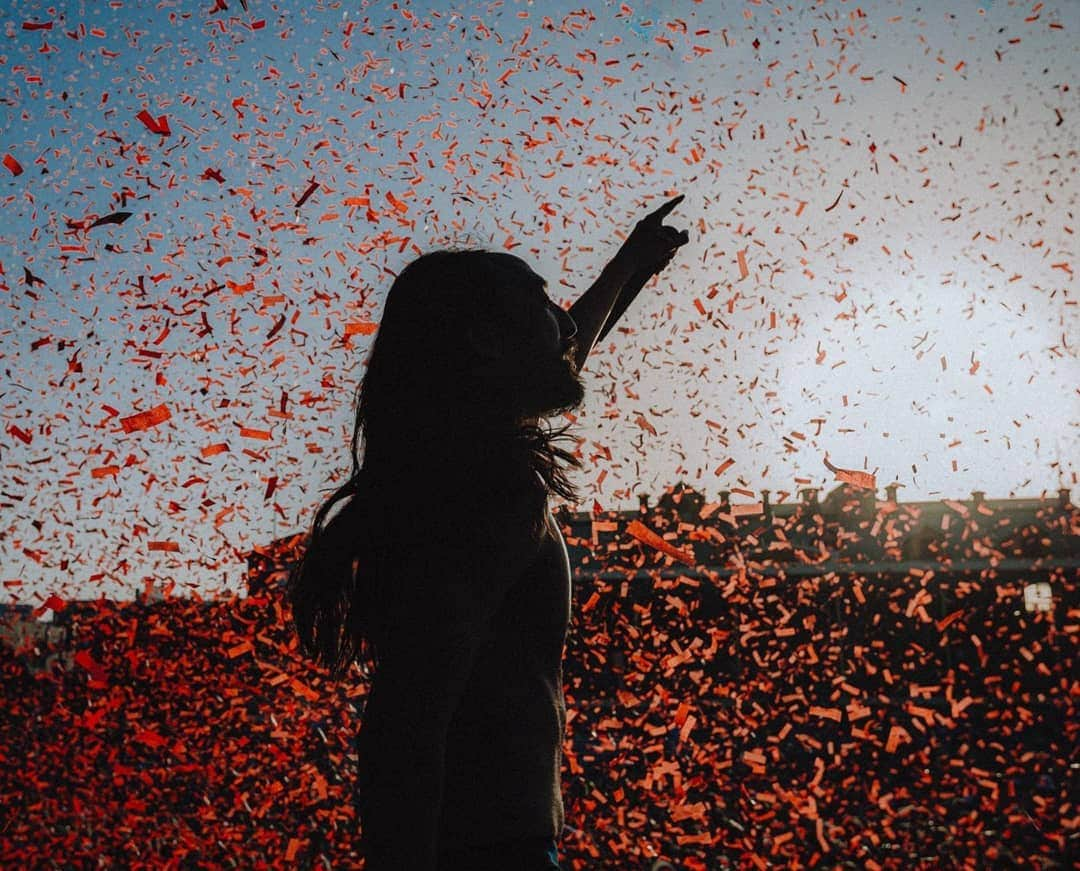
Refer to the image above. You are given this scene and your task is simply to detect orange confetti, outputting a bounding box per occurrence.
[823,454,876,491]
[147,541,180,553]
[625,520,696,567]
[291,679,320,702]
[120,403,171,434]
[634,414,658,437]
[714,457,735,476]
[345,320,379,337]
[737,247,749,280]
[386,190,409,214]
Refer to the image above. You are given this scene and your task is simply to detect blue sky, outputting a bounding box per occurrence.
[1,0,1076,603]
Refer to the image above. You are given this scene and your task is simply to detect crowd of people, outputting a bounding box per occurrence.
[1,486,1075,868]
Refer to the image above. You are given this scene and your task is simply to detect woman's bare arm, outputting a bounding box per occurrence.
[594,263,665,345]
[566,195,689,372]
[566,256,637,373]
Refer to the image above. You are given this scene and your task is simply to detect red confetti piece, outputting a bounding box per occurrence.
[32,593,67,617]
[135,110,171,135]
[344,321,379,337]
[291,679,320,702]
[823,454,877,491]
[8,423,33,445]
[147,541,180,553]
[737,247,749,280]
[625,519,696,566]
[119,404,171,434]
[134,728,168,748]
[226,279,255,294]
[634,414,658,436]
[3,154,23,176]
[228,640,254,658]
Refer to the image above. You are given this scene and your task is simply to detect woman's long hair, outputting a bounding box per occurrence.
[286,249,583,679]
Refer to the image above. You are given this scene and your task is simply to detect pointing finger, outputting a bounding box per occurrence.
[646,194,685,224]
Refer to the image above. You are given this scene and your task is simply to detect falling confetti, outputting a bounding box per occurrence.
[823,454,877,491]
[0,0,1076,864]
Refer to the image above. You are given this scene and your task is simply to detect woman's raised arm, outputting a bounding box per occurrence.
[567,194,690,372]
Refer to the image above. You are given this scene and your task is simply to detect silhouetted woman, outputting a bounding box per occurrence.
[287,195,688,870]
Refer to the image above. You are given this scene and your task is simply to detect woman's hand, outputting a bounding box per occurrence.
[594,195,690,343]
[612,194,690,279]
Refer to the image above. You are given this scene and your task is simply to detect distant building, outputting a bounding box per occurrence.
[0,604,71,673]
[249,486,1077,596]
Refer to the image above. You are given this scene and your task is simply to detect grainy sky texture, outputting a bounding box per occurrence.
[1,0,1076,604]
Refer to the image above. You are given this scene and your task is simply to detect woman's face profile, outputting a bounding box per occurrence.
[470,263,576,363]
[532,280,578,361]
[468,261,585,421]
